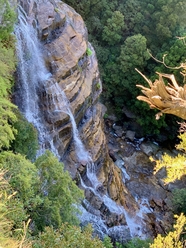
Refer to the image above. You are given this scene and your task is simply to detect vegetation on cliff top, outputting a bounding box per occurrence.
[64,0,186,137]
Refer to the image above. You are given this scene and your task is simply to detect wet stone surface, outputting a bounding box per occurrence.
[104,117,175,238]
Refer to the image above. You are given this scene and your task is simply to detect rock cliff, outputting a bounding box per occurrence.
[16,0,139,241]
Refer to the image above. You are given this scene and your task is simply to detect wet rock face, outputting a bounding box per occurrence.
[34,0,132,213]
[19,0,178,242]
[105,118,176,238]
[22,0,102,161]
[19,0,135,239]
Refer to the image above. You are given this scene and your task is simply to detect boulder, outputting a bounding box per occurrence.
[125,130,135,141]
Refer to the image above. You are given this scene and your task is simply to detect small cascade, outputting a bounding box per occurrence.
[78,204,108,239]
[45,80,91,163]
[79,157,151,240]
[115,159,130,183]
[15,6,91,163]
[15,7,50,120]
[80,171,151,240]
[124,198,152,238]
[15,6,59,157]
[86,162,102,189]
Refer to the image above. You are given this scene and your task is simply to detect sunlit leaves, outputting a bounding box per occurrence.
[150,214,186,248]
[154,133,186,183]
[0,30,17,150]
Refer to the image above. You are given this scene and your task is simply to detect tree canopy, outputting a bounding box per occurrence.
[64,0,186,136]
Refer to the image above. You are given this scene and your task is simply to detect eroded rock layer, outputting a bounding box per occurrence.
[16,0,139,241]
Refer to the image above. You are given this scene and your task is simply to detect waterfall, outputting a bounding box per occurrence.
[15,6,59,157]
[15,6,94,165]
[15,4,149,242]
[15,7,50,120]
[45,80,91,163]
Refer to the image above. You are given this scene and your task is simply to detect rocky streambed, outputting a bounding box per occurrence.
[104,115,180,239]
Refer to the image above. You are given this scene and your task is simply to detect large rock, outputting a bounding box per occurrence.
[18,0,139,241]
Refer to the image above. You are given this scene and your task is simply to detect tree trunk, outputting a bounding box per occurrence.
[136,68,186,120]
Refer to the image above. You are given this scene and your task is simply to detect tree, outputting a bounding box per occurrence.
[0,169,32,247]
[172,188,186,215]
[140,0,186,50]
[0,0,16,42]
[136,69,186,120]
[33,151,83,231]
[150,214,186,248]
[123,237,151,248]
[0,169,20,248]
[11,111,38,161]
[119,34,150,74]
[33,224,107,248]
[0,151,38,203]
[102,11,125,45]
[0,0,17,150]
[0,42,17,150]
[0,151,40,230]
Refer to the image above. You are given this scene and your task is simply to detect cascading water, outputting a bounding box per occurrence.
[45,81,91,163]
[15,3,149,243]
[15,7,49,120]
[15,6,109,237]
[15,6,60,157]
[15,6,94,164]
[15,6,86,160]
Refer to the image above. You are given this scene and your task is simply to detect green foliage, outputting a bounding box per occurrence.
[0,0,16,42]
[33,224,107,248]
[102,236,113,248]
[96,82,101,90]
[122,238,151,248]
[119,34,150,74]
[0,169,23,247]
[153,132,186,183]
[103,113,109,119]
[0,150,84,235]
[0,151,38,203]
[102,11,125,45]
[140,0,186,50]
[0,152,40,230]
[0,1,17,149]
[172,188,186,215]
[33,151,83,231]
[0,41,17,150]
[150,214,186,248]
[11,111,38,161]
[86,47,93,56]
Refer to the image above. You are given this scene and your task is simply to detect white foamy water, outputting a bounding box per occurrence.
[15,6,59,157]
[15,6,90,161]
[45,80,91,163]
[86,162,102,189]
[115,159,130,182]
